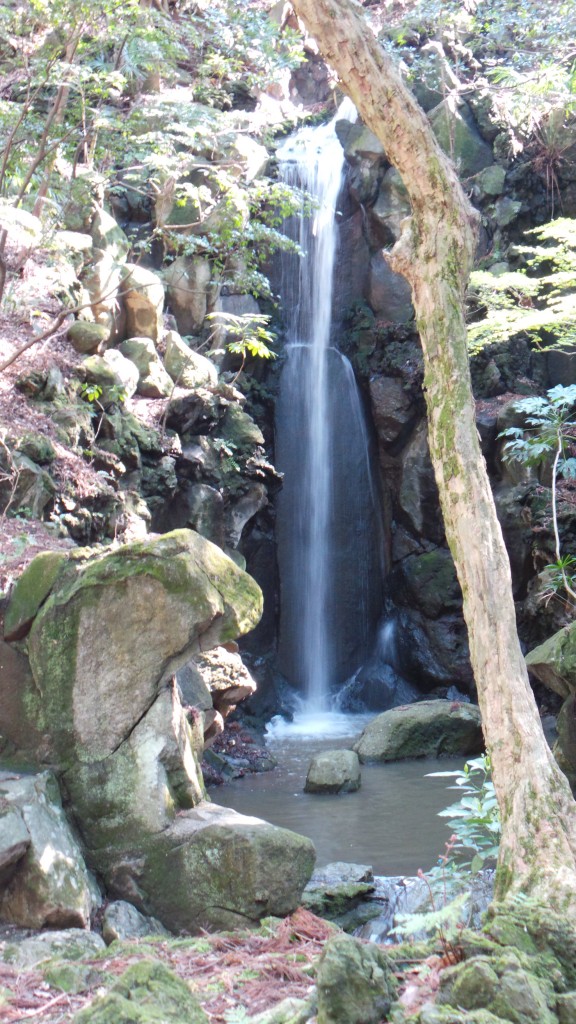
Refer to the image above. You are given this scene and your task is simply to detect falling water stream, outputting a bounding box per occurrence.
[274,100,384,717]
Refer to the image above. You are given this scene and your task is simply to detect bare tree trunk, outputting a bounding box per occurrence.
[292,0,576,913]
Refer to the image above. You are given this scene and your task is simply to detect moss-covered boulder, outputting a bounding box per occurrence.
[3,550,66,641]
[74,959,208,1023]
[525,623,576,699]
[163,330,218,389]
[68,321,110,354]
[354,700,483,762]
[316,933,397,1024]
[118,337,173,399]
[2,928,105,968]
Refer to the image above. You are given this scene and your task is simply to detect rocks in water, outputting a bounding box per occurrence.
[354,700,484,762]
[0,771,99,929]
[302,862,377,929]
[102,901,169,945]
[75,959,209,1024]
[1,928,106,969]
[304,750,361,794]
[316,933,397,1024]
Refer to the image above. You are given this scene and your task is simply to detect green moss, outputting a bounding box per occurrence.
[75,959,208,1023]
[43,962,108,993]
[4,550,67,641]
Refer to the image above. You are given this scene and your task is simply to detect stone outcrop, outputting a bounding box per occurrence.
[354,701,484,762]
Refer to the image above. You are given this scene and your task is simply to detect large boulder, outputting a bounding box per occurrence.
[429,97,494,178]
[2,531,314,932]
[0,771,99,929]
[118,336,173,398]
[164,330,218,389]
[164,256,217,336]
[354,700,484,762]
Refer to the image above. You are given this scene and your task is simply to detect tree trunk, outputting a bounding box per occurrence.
[292,0,576,913]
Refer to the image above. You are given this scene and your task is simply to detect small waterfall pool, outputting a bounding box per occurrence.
[215,716,464,876]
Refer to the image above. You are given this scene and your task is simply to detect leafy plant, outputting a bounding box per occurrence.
[393,755,500,952]
[499,384,576,601]
[205,311,276,382]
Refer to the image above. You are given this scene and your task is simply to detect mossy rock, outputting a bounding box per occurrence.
[437,953,556,1023]
[525,622,576,699]
[44,961,108,994]
[4,551,67,642]
[74,959,208,1023]
[218,402,265,449]
[68,321,109,354]
[354,700,483,762]
[316,933,397,1024]
[14,432,57,464]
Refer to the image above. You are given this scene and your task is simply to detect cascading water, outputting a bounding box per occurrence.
[274,101,385,720]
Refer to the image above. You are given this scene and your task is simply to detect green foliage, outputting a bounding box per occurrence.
[468,219,576,355]
[205,312,276,367]
[429,754,501,873]
[393,890,470,944]
[499,384,576,601]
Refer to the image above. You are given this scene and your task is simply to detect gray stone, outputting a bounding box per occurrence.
[121,263,165,342]
[1,928,105,968]
[525,623,576,699]
[0,807,30,883]
[429,97,494,178]
[478,164,506,197]
[79,251,125,342]
[494,196,522,227]
[193,646,257,718]
[398,420,443,544]
[0,453,55,519]
[67,321,109,354]
[3,550,66,642]
[164,330,218,389]
[82,349,140,402]
[366,251,413,323]
[164,256,216,336]
[316,933,397,1024]
[91,208,130,262]
[118,336,173,398]
[0,771,98,929]
[354,700,484,762]
[226,483,268,548]
[102,900,169,944]
[369,167,411,242]
[304,750,361,794]
[369,375,415,447]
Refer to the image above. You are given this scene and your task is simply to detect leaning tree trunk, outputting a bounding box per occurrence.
[292,0,576,913]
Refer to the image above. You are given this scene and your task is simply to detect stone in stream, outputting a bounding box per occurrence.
[354,699,484,762]
[304,750,361,793]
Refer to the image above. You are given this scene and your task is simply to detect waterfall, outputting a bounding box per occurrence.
[275,101,384,715]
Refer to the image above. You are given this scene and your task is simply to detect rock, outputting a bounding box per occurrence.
[525,623,576,698]
[303,862,375,922]
[68,321,110,354]
[218,403,265,448]
[164,331,218,389]
[398,421,443,544]
[394,548,462,620]
[366,251,414,323]
[0,640,49,766]
[438,952,556,1024]
[74,959,208,1024]
[304,750,361,794]
[369,375,416,448]
[369,166,411,243]
[0,204,41,247]
[91,208,130,262]
[121,263,165,342]
[478,165,506,197]
[316,933,397,1024]
[193,646,257,718]
[13,432,56,465]
[553,693,576,788]
[82,349,140,402]
[3,550,67,641]
[250,995,316,1024]
[494,196,522,227]
[429,97,494,178]
[132,802,316,933]
[0,807,30,885]
[164,256,216,336]
[226,483,268,548]
[43,959,107,994]
[354,700,484,762]
[0,452,55,519]
[102,901,169,944]
[118,337,173,398]
[0,771,98,929]
[1,929,105,968]
[165,481,225,546]
[79,251,125,341]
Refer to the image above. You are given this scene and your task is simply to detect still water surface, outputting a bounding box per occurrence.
[215,714,464,876]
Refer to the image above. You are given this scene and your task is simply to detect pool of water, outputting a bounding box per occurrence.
[214,713,464,876]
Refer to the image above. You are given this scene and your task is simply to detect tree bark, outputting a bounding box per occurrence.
[292,0,576,913]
